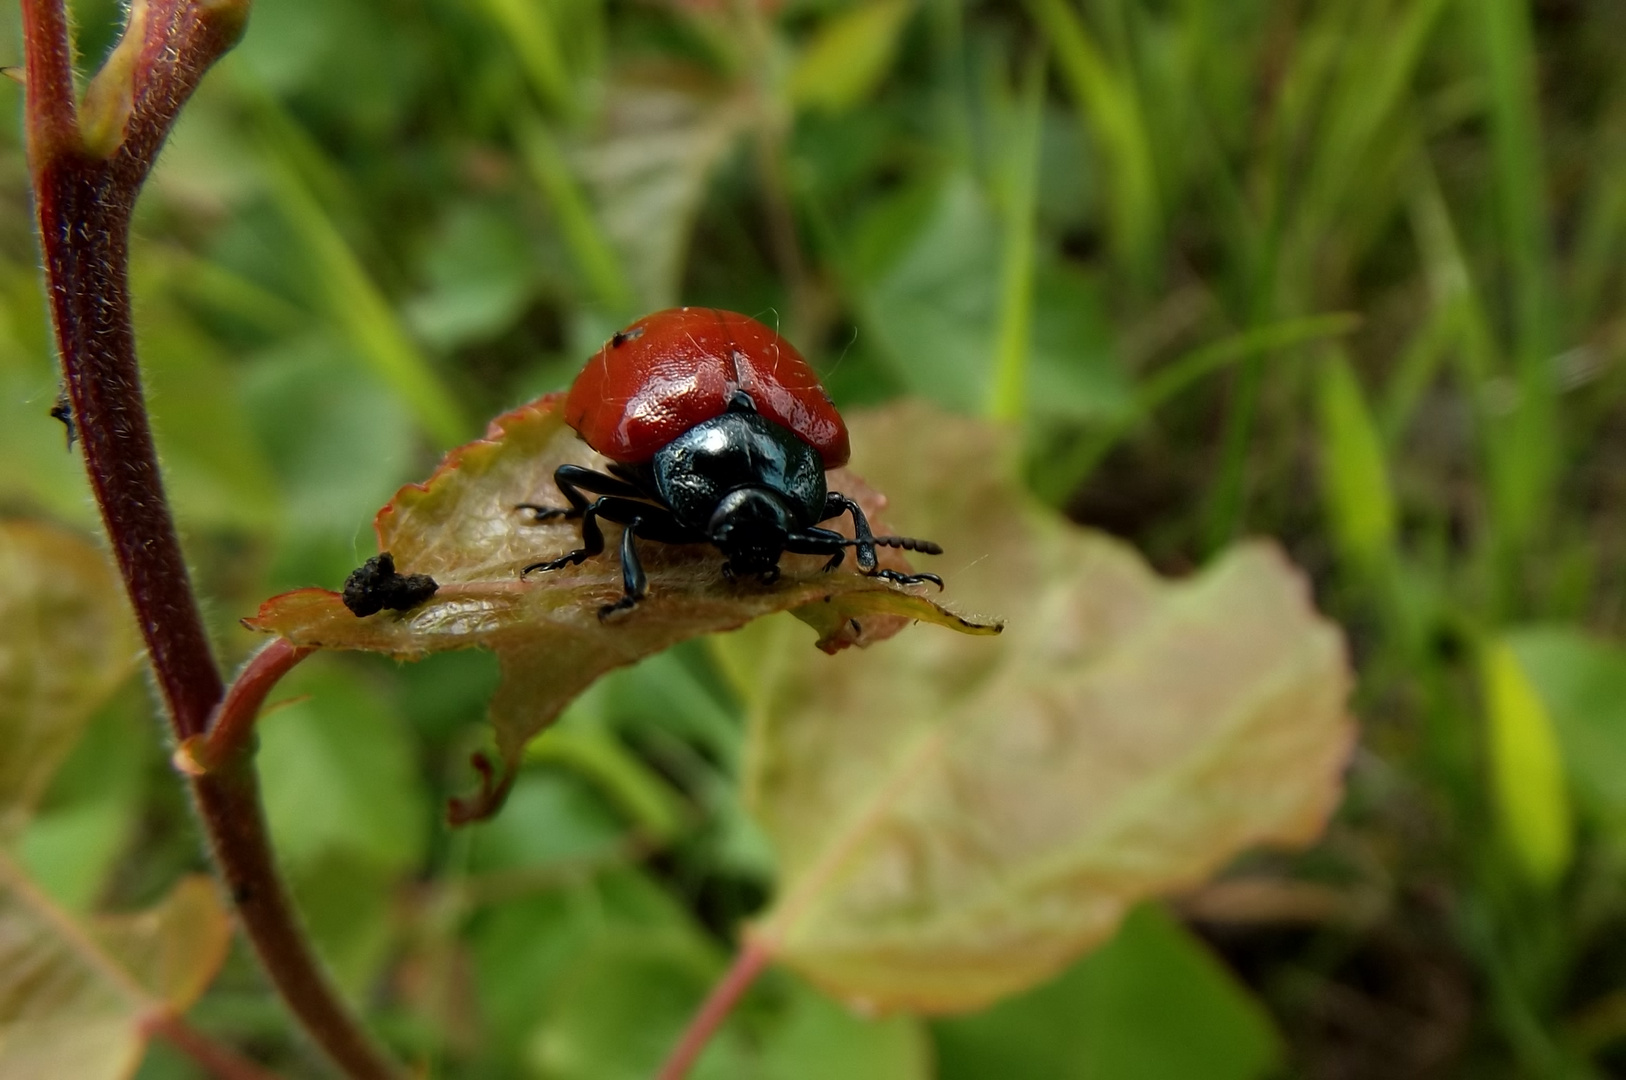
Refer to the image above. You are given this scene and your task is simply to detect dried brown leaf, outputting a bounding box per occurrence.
[724,403,1354,1013]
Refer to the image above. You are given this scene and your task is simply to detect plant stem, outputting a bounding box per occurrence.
[656,938,772,1080]
[192,763,399,1078]
[199,639,316,767]
[21,3,402,1077]
[34,154,225,738]
[144,1011,289,1080]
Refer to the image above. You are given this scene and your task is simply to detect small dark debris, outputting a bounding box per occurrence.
[50,392,75,449]
[611,326,644,347]
[342,552,439,617]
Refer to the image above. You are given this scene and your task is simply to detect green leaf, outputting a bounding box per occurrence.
[852,172,1001,413]
[239,335,420,588]
[404,198,540,351]
[1315,350,1396,568]
[0,522,139,838]
[245,395,997,819]
[526,934,747,1080]
[760,977,932,1080]
[727,403,1354,1012]
[934,904,1281,1080]
[18,694,149,912]
[469,867,698,1052]
[253,662,431,994]
[789,0,918,115]
[256,663,430,873]
[0,871,231,1080]
[1480,637,1573,887]
[468,770,630,875]
[286,854,401,999]
[1506,628,1626,830]
[526,726,691,845]
[135,295,284,533]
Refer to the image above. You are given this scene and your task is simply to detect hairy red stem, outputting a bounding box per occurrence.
[657,938,773,1080]
[27,25,220,741]
[21,3,401,1077]
[200,639,316,766]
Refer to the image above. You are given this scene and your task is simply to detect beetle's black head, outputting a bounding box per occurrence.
[709,487,792,582]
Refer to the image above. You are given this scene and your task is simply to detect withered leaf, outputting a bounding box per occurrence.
[0,871,231,1079]
[0,522,140,838]
[246,394,997,820]
[721,404,1354,1013]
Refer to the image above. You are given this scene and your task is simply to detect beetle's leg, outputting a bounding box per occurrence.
[521,498,610,574]
[866,567,944,589]
[818,493,879,570]
[785,527,851,572]
[598,517,647,620]
[817,493,943,584]
[518,464,646,523]
[523,495,701,597]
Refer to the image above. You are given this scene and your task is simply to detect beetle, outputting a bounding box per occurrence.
[519,307,944,619]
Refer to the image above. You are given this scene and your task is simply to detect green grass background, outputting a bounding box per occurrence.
[3,0,1626,1076]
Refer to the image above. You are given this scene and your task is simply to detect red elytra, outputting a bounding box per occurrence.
[564,308,851,468]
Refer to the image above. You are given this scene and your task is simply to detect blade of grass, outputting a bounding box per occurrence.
[480,0,573,115]
[788,0,918,115]
[1406,159,1527,614]
[1379,296,1459,444]
[1568,128,1626,335]
[1476,0,1561,552]
[1316,349,1397,570]
[257,128,468,446]
[1480,638,1574,888]
[1038,312,1359,504]
[1024,0,1158,286]
[987,51,1047,424]
[513,112,636,315]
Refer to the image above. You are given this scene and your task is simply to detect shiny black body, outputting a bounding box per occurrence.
[519,392,942,618]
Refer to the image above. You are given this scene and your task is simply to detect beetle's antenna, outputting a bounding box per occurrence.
[839,535,943,555]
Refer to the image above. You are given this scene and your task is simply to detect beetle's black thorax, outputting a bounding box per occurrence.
[647,400,827,575]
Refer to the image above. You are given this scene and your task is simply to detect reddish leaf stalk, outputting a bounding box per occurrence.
[22,3,401,1077]
[143,1011,288,1080]
[657,938,774,1080]
[197,639,315,768]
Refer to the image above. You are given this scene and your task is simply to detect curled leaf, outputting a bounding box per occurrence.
[722,403,1354,1013]
[246,394,997,821]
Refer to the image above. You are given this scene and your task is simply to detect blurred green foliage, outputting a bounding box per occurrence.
[3,0,1626,1075]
